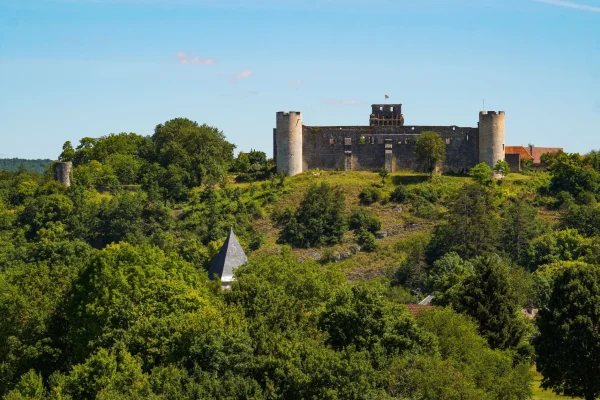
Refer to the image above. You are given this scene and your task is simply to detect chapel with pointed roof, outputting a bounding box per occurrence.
[208,229,248,289]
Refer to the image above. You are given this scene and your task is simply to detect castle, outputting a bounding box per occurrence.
[273,104,506,176]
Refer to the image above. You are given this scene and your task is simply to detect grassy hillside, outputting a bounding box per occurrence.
[229,170,555,280]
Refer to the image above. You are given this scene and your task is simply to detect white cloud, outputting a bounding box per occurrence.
[234,69,254,79]
[176,52,217,65]
[220,69,254,83]
[532,0,600,12]
[326,98,365,105]
[288,80,303,86]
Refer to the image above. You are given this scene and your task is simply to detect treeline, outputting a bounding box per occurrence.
[0,159,52,174]
[2,121,600,399]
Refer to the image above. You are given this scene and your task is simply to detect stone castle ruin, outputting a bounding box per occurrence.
[274,104,506,176]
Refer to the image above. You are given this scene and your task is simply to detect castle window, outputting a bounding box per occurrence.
[503,144,505,151]
[411,127,415,131]
[359,136,366,145]
[467,135,469,141]
[405,138,410,144]
[452,127,456,131]
[398,140,402,145]
[329,138,335,145]
[445,138,451,145]
[390,106,394,112]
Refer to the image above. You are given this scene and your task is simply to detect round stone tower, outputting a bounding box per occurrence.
[54,161,73,187]
[478,111,505,178]
[275,111,303,176]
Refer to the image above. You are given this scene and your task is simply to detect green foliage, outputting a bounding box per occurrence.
[454,254,531,353]
[427,184,501,261]
[470,162,493,184]
[502,198,548,266]
[546,151,600,198]
[412,308,533,399]
[561,203,600,236]
[494,159,510,178]
[389,184,409,203]
[525,228,597,271]
[584,149,600,172]
[378,168,389,184]
[319,283,434,355]
[535,266,600,400]
[427,252,474,306]
[152,118,235,188]
[348,208,381,234]
[413,131,446,177]
[280,182,347,248]
[520,157,533,173]
[532,261,594,307]
[357,228,377,252]
[358,186,382,205]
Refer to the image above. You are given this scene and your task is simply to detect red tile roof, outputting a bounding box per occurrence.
[505,146,533,160]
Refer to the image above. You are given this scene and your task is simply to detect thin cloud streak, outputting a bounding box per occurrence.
[532,0,600,12]
[325,98,364,105]
[176,52,217,65]
[288,80,303,86]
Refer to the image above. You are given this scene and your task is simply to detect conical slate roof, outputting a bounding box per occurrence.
[208,229,247,284]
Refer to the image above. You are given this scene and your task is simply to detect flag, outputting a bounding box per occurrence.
[385,94,389,99]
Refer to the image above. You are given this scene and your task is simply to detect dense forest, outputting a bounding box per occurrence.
[0,159,53,174]
[1,118,600,399]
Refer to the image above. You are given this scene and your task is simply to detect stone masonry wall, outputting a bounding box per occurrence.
[302,125,479,173]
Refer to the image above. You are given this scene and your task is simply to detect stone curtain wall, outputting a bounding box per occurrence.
[302,125,479,173]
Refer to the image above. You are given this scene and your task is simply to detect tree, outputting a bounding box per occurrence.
[535,266,600,400]
[494,159,510,178]
[152,118,235,188]
[454,254,530,352]
[378,168,389,184]
[525,228,594,271]
[59,141,75,162]
[413,131,446,178]
[427,252,473,306]
[502,198,547,266]
[426,184,501,261]
[280,182,347,247]
[470,162,493,185]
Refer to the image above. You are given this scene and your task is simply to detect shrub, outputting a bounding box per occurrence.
[359,186,382,205]
[470,162,493,185]
[348,208,382,233]
[390,185,409,203]
[358,229,377,252]
[409,185,439,204]
[280,182,347,248]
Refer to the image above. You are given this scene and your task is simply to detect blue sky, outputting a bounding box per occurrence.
[0,0,599,159]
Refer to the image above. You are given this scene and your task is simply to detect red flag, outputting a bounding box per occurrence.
[385,94,389,99]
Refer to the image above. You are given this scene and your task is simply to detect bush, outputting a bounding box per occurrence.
[470,162,493,185]
[280,182,348,248]
[390,185,409,203]
[359,186,382,205]
[409,185,439,204]
[358,229,377,252]
[348,208,382,233]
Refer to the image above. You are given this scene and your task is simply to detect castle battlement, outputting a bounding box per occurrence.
[480,111,505,117]
[276,111,301,117]
[274,103,505,176]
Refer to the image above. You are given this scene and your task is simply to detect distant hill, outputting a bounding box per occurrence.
[0,158,53,174]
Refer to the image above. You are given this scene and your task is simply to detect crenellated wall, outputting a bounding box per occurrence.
[301,125,479,173]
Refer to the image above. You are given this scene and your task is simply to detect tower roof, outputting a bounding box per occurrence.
[208,229,248,284]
